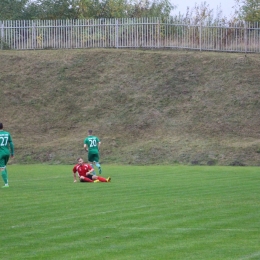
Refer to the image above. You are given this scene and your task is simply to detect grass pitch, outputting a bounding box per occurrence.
[1,165,259,259]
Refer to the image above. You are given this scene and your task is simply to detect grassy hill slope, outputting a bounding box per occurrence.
[0,49,259,165]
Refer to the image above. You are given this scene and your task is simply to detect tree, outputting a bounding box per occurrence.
[235,0,260,22]
[74,0,128,18]
[75,0,173,19]
[0,0,29,20]
[126,0,173,19]
[1,0,174,20]
[25,0,78,19]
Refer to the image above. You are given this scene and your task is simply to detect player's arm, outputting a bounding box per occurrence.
[96,137,101,150]
[84,144,88,152]
[72,167,77,182]
[87,165,95,175]
[9,135,14,158]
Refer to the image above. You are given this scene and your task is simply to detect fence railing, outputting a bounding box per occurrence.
[0,18,260,53]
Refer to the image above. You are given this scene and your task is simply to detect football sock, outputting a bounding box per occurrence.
[90,164,96,175]
[95,162,101,168]
[97,176,107,182]
[1,169,8,185]
[96,163,101,174]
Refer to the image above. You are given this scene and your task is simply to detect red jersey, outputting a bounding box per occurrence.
[72,163,93,177]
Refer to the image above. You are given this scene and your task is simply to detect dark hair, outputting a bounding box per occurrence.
[0,123,3,129]
[88,130,93,134]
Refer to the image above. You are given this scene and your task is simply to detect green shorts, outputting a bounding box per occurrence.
[0,153,10,168]
[88,152,100,163]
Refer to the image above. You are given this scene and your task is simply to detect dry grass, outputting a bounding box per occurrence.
[0,49,259,165]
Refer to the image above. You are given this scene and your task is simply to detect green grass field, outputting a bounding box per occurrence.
[1,165,259,260]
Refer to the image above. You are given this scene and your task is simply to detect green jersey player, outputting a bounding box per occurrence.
[84,130,102,175]
[0,123,14,188]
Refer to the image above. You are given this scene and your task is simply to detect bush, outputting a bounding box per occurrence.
[0,39,10,50]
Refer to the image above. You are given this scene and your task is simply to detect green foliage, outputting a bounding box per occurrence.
[75,0,128,18]
[26,0,78,19]
[72,0,175,19]
[1,164,260,259]
[0,38,10,49]
[0,0,28,20]
[235,0,260,22]
[126,0,173,19]
[101,0,129,18]
[1,0,175,20]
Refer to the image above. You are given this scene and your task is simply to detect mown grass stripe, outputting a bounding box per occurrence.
[1,165,259,260]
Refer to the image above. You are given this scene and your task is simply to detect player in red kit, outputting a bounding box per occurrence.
[72,157,111,183]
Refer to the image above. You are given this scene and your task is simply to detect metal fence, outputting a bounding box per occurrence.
[0,18,260,53]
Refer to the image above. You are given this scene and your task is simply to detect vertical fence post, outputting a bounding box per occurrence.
[32,21,36,50]
[244,21,247,54]
[115,19,118,49]
[1,22,4,50]
[157,18,160,48]
[199,20,202,51]
[70,19,73,49]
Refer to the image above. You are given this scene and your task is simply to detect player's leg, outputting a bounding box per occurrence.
[0,154,9,187]
[79,176,93,182]
[93,153,102,174]
[96,162,102,174]
[88,153,96,175]
[96,176,111,182]
[1,168,9,187]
